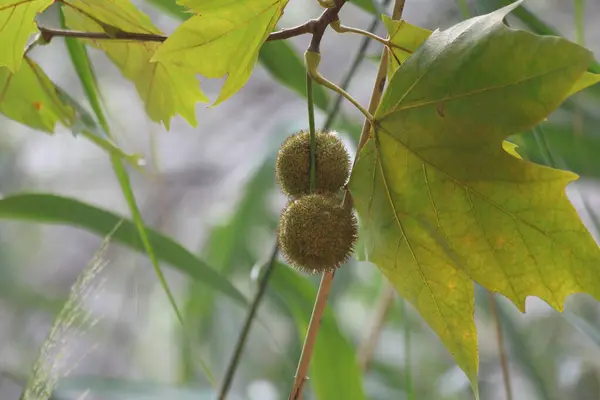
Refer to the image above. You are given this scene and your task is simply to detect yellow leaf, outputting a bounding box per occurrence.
[0,0,53,72]
[152,0,288,105]
[62,0,208,128]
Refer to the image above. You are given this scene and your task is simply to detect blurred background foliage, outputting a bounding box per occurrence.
[0,0,600,399]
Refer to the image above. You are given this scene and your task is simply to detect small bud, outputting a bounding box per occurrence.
[317,0,336,8]
[304,50,321,80]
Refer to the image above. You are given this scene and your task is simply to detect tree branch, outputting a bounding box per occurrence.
[37,4,346,46]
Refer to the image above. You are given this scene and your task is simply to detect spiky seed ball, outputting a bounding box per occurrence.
[278,194,358,274]
[276,130,351,198]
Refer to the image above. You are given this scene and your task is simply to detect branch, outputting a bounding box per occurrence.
[289,271,336,400]
[36,5,344,45]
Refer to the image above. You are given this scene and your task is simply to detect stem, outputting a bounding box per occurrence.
[310,69,374,122]
[217,244,279,400]
[36,6,340,45]
[357,283,395,371]
[489,292,513,400]
[323,0,391,130]
[288,271,336,399]
[307,74,317,191]
[331,20,389,47]
[355,0,406,159]
[288,49,331,400]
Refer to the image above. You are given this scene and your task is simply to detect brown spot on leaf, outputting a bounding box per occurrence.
[437,104,445,118]
[33,102,42,111]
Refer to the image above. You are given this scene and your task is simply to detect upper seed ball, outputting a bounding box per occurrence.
[276,130,351,198]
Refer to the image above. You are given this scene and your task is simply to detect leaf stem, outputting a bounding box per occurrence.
[307,73,317,191]
[354,0,406,160]
[323,0,391,129]
[216,244,279,400]
[308,67,374,122]
[331,20,389,47]
[489,292,513,400]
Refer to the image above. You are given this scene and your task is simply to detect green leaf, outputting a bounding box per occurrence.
[0,0,53,72]
[146,0,331,111]
[271,264,365,400]
[151,0,288,105]
[475,0,600,75]
[381,16,432,79]
[53,85,145,168]
[0,57,74,132]
[510,123,600,180]
[62,0,207,128]
[349,1,600,393]
[0,193,247,307]
[567,71,600,97]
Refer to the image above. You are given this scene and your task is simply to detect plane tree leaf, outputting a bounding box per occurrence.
[0,0,53,72]
[61,0,207,128]
[348,1,600,393]
[567,71,600,97]
[0,56,74,132]
[151,0,289,105]
[382,15,432,79]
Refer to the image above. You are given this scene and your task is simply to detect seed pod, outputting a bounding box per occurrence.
[276,130,350,198]
[278,194,358,274]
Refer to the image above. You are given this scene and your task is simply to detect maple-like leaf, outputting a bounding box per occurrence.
[349,2,600,393]
[151,0,288,105]
[61,0,207,128]
[0,0,53,72]
[567,71,600,97]
[0,57,74,132]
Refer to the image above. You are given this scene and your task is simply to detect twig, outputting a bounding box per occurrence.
[36,6,343,45]
[356,0,406,153]
[331,20,390,47]
[357,284,396,371]
[323,0,391,130]
[216,244,279,400]
[489,292,513,400]
[289,271,336,399]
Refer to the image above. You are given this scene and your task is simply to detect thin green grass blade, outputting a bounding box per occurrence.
[59,4,185,326]
[0,193,247,306]
[109,158,184,324]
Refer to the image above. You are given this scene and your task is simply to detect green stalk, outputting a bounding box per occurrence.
[307,73,317,191]
[58,4,185,327]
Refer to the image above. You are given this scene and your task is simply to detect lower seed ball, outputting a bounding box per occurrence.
[278,194,358,274]
[275,130,351,198]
